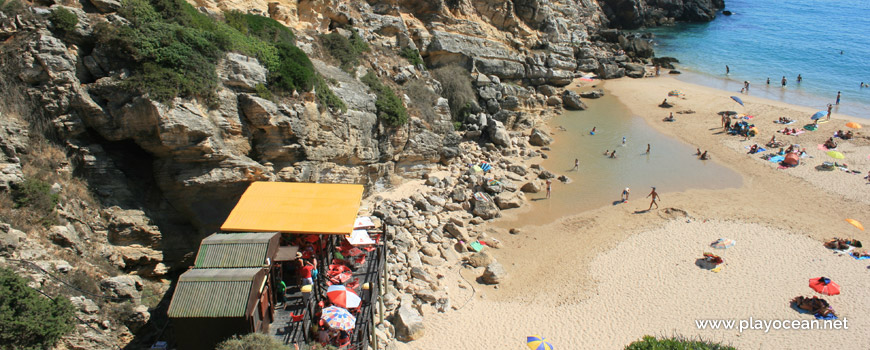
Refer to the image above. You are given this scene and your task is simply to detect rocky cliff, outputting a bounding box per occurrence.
[0,0,721,348]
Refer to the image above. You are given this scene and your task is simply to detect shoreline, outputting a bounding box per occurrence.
[403,75,870,349]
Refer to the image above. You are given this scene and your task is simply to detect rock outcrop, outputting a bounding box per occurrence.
[599,0,725,29]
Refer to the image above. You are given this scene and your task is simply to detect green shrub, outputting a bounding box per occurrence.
[12,177,59,211]
[320,29,369,72]
[362,71,408,126]
[625,335,737,350]
[254,83,272,100]
[0,267,76,350]
[1,0,25,14]
[399,47,424,66]
[431,65,475,120]
[97,0,320,102]
[49,7,78,32]
[315,76,346,112]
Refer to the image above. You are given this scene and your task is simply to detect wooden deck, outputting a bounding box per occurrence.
[269,231,386,349]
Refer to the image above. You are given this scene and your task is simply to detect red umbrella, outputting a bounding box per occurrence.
[327,285,361,308]
[809,277,840,296]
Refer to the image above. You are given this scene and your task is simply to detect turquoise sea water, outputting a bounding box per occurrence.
[644,0,870,119]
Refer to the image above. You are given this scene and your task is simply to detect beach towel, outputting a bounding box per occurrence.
[817,144,829,151]
[469,241,484,252]
[742,115,755,120]
[774,120,796,125]
[768,155,785,163]
[473,192,489,202]
[480,162,492,172]
[804,125,818,131]
[472,165,483,172]
[814,312,837,320]
[850,252,870,260]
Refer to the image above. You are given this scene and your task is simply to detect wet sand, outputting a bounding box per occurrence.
[403,76,870,350]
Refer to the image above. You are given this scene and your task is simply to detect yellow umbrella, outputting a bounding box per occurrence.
[827,151,845,159]
[845,122,862,129]
[846,219,864,231]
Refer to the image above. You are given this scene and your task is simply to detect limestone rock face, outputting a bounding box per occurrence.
[218,53,268,91]
[600,0,725,29]
[100,275,144,301]
[562,90,588,110]
[528,128,552,146]
[472,193,500,219]
[393,304,425,341]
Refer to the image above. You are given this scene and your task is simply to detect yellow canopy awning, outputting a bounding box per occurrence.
[220,182,364,235]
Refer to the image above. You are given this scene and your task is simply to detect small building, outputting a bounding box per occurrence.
[194,232,280,269]
[167,268,272,350]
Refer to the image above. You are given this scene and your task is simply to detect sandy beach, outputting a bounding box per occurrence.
[401,76,870,349]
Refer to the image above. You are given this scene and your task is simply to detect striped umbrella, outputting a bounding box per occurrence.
[327,285,361,309]
[321,306,356,330]
[527,335,553,350]
[711,238,735,249]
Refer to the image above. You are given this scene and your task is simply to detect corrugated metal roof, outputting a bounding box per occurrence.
[220,182,364,235]
[168,268,261,318]
[194,232,277,268]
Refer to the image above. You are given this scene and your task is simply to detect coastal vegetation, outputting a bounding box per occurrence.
[625,336,737,349]
[399,47,424,66]
[431,65,475,121]
[361,71,408,126]
[404,79,440,124]
[0,267,76,350]
[48,7,78,32]
[95,0,328,104]
[320,28,369,72]
[216,333,338,350]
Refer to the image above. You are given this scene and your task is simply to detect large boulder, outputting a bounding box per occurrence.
[48,225,81,252]
[561,90,588,110]
[580,89,605,99]
[465,251,495,268]
[598,63,625,79]
[481,262,507,284]
[528,128,552,146]
[521,180,543,193]
[393,304,425,341]
[495,192,523,209]
[471,193,500,220]
[88,0,121,13]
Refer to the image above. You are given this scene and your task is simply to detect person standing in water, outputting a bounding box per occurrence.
[647,187,660,210]
[827,103,833,120]
[766,77,770,85]
[621,187,630,203]
[572,158,579,171]
[781,76,787,87]
[546,179,552,199]
[726,65,730,75]
[646,144,651,154]
[591,126,596,135]
[836,91,841,105]
[622,136,626,146]
[797,74,802,83]
[609,150,616,158]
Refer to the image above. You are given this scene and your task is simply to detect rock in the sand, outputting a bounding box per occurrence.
[528,128,552,146]
[557,175,572,183]
[546,95,562,107]
[394,304,425,341]
[471,193,500,220]
[507,164,528,176]
[580,89,605,99]
[669,70,681,74]
[495,192,523,209]
[521,180,543,193]
[465,251,494,268]
[509,228,523,235]
[538,170,555,179]
[561,90,587,110]
[481,262,507,284]
[410,267,434,283]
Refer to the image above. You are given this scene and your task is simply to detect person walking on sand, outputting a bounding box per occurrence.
[546,179,552,199]
[781,76,787,87]
[827,103,833,120]
[647,187,660,210]
[836,91,841,105]
[572,158,579,171]
[621,187,630,203]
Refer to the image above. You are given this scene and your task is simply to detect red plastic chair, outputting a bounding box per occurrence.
[289,312,304,322]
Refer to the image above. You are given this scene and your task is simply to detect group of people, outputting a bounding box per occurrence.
[619,187,661,211]
[834,129,854,140]
[776,117,795,124]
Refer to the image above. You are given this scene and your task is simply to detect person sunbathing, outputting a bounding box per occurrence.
[748,144,758,154]
[843,131,854,140]
[769,135,777,144]
[823,138,838,149]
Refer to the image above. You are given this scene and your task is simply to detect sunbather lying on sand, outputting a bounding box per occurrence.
[824,238,863,250]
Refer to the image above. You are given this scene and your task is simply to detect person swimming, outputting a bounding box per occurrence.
[609,150,616,158]
[699,151,709,160]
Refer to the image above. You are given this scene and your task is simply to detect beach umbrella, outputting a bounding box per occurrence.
[811,111,827,120]
[730,96,744,106]
[321,306,356,330]
[846,219,864,231]
[826,151,845,159]
[718,110,738,116]
[784,153,800,166]
[711,238,735,249]
[327,285,362,309]
[809,277,840,296]
[527,335,554,350]
[845,122,862,129]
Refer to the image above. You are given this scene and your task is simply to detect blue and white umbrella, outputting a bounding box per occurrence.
[730,96,744,106]
[811,111,827,120]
